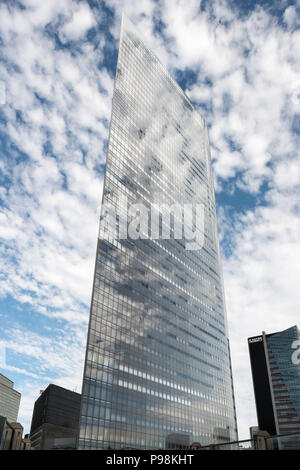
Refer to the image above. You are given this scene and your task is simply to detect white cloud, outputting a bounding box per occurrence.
[59,3,96,42]
[283,1,300,30]
[213,150,243,179]
[273,159,300,189]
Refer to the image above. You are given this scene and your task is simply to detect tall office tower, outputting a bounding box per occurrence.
[0,373,21,423]
[248,325,300,449]
[78,16,237,449]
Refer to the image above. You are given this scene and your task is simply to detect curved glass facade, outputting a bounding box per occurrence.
[266,325,300,448]
[78,16,237,450]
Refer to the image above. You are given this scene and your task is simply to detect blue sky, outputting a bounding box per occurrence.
[0,0,299,439]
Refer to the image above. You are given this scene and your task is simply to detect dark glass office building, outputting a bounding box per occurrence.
[248,325,300,449]
[30,384,81,449]
[78,16,237,449]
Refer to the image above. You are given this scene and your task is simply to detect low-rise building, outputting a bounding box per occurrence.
[30,384,81,449]
[0,416,34,450]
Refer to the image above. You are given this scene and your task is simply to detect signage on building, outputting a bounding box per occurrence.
[248,336,263,344]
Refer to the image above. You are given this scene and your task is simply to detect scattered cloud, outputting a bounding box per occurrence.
[59,2,96,42]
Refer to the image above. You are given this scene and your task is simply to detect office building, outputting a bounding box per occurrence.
[78,16,237,449]
[0,417,33,450]
[30,384,81,449]
[0,417,23,450]
[248,325,300,449]
[0,373,21,422]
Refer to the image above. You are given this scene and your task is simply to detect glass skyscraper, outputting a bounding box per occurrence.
[249,325,300,449]
[78,16,237,450]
